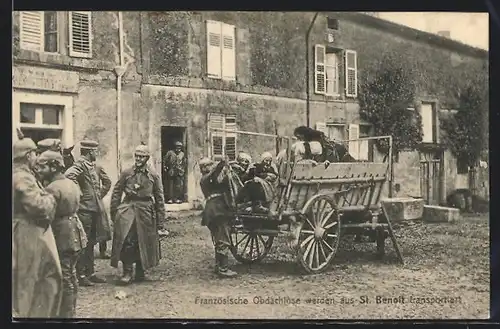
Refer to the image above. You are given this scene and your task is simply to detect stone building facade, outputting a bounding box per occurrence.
[12,11,488,209]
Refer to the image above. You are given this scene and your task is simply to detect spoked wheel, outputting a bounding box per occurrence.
[297,195,341,274]
[230,230,275,264]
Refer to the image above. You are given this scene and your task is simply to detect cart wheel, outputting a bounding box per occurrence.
[297,195,341,274]
[230,230,274,264]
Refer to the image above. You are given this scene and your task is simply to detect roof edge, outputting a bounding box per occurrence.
[329,12,488,59]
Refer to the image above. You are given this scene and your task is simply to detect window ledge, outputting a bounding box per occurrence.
[418,142,445,151]
[13,49,115,73]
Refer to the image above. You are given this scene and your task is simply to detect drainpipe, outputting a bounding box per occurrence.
[305,12,319,127]
[114,11,126,175]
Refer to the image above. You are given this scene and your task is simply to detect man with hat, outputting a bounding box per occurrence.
[65,139,112,286]
[198,157,238,278]
[36,150,88,318]
[37,138,62,155]
[163,141,186,204]
[12,131,63,317]
[110,143,166,285]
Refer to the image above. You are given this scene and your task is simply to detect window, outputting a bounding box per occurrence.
[20,11,58,52]
[314,45,356,97]
[18,103,64,144]
[206,20,236,81]
[19,11,92,58]
[420,103,437,143]
[457,155,469,174]
[326,123,346,141]
[347,123,370,161]
[208,113,237,161]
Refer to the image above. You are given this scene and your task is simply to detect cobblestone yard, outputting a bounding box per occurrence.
[77,212,489,320]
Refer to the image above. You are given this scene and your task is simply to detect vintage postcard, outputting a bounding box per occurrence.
[12,11,489,320]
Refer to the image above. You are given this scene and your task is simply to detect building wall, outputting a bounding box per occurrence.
[12,11,489,207]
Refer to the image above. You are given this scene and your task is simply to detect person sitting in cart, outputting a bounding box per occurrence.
[294,126,356,163]
[229,152,253,184]
[236,152,279,214]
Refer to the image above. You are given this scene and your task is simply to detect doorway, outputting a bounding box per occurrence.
[419,149,444,205]
[161,126,188,204]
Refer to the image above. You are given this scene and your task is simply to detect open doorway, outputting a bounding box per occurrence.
[161,126,188,205]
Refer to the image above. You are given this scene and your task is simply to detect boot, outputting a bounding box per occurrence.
[216,253,237,278]
[119,262,133,285]
[134,261,146,282]
[78,275,95,287]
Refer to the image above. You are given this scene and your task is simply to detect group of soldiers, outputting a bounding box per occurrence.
[12,132,166,318]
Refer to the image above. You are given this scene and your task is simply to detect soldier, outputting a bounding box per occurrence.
[65,140,112,286]
[110,144,166,285]
[199,158,237,278]
[37,138,62,155]
[35,151,88,318]
[163,141,186,204]
[12,133,63,317]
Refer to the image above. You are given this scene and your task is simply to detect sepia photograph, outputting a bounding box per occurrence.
[12,10,489,320]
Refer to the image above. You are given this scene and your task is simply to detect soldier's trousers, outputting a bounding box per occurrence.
[167,176,184,201]
[208,220,231,257]
[58,250,80,318]
[76,211,98,277]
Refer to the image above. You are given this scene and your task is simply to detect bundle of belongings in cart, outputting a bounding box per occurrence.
[230,125,356,215]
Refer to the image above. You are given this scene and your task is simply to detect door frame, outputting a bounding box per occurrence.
[160,125,188,202]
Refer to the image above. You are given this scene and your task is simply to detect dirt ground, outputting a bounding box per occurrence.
[77,212,490,320]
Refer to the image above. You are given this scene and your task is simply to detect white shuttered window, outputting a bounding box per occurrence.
[69,11,92,58]
[314,44,326,94]
[206,20,236,81]
[208,113,237,161]
[345,50,358,97]
[19,11,45,52]
[348,123,360,160]
[325,53,339,96]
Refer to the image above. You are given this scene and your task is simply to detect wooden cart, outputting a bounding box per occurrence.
[210,128,404,274]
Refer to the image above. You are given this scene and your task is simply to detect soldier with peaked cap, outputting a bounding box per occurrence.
[37,138,62,155]
[110,143,166,285]
[12,133,63,317]
[198,157,237,278]
[36,151,88,318]
[163,140,187,204]
[65,139,112,286]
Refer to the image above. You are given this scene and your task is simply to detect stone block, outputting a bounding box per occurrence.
[381,197,425,222]
[423,205,461,223]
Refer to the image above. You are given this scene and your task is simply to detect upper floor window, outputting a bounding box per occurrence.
[314,44,357,98]
[19,11,92,58]
[420,103,437,143]
[206,20,236,81]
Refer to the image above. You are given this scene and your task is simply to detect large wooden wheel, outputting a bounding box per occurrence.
[230,230,274,264]
[297,195,341,274]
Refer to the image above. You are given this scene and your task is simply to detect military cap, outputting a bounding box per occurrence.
[36,150,65,167]
[175,141,183,147]
[13,138,37,159]
[37,138,62,152]
[134,144,150,156]
[80,139,99,150]
[198,157,213,167]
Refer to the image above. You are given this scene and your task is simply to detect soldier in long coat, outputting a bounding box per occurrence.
[65,140,111,286]
[110,144,165,285]
[36,150,88,318]
[199,158,237,278]
[12,134,63,318]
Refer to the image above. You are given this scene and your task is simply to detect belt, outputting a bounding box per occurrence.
[127,196,153,202]
[206,193,223,202]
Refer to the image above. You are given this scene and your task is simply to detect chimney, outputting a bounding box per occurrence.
[437,30,451,38]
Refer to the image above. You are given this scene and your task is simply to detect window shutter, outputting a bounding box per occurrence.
[208,113,225,135]
[314,44,326,94]
[345,50,358,97]
[69,11,92,58]
[325,53,338,96]
[19,11,44,52]
[348,124,360,160]
[221,23,236,81]
[224,115,237,160]
[315,122,327,135]
[211,135,224,160]
[206,20,222,79]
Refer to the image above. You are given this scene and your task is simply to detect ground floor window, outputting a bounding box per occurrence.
[12,91,74,149]
[207,113,237,161]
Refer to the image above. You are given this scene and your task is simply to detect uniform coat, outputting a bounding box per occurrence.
[200,161,233,227]
[110,165,165,270]
[12,164,63,318]
[65,158,112,243]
